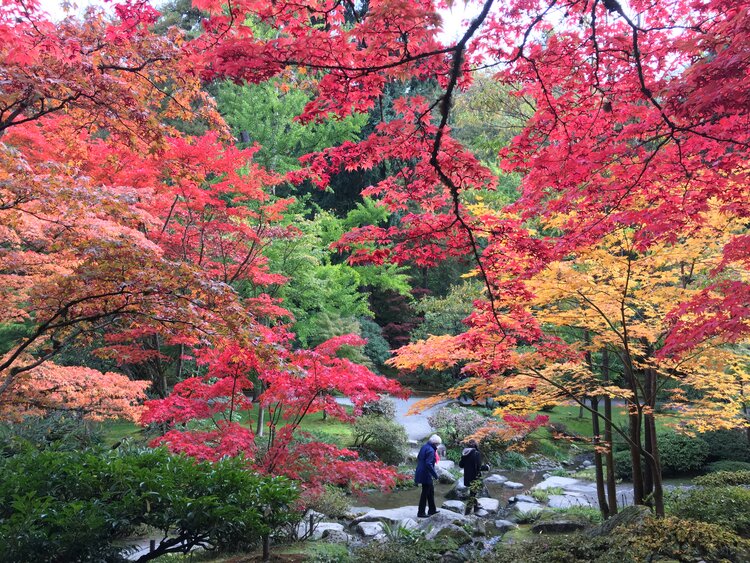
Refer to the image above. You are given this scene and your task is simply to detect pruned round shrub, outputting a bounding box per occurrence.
[658,431,709,475]
[694,470,750,487]
[361,396,396,419]
[427,405,493,447]
[705,460,750,473]
[700,429,750,463]
[0,447,299,563]
[667,485,750,536]
[352,415,408,465]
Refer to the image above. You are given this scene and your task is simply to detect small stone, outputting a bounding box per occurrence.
[321,529,353,544]
[504,481,524,489]
[441,500,467,514]
[311,523,344,540]
[513,494,537,503]
[583,460,593,467]
[474,508,490,517]
[357,521,384,537]
[510,501,543,518]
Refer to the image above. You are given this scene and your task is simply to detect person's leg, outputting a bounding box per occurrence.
[427,481,437,514]
[418,483,428,517]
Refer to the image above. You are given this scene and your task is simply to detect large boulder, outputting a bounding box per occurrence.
[531,476,579,490]
[509,501,543,521]
[426,524,472,545]
[486,519,517,536]
[437,460,456,471]
[352,506,423,526]
[530,517,588,534]
[441,500,467,514]
[436,465,457,484]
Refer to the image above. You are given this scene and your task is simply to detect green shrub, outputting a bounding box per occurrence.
[479,517,750,562]
[352,534,458,563]
[658,431,709,475]
[308,542,352,563]
[667,485,750,536]
[705,460,750,473]
[612,449,639,481]
[303,485,351,518]
[0,414,104,457]
[498,450,530,470]
[352,415,408,465]
[694,470,750,487]
[0,447,299,562]
[700,429,750,462]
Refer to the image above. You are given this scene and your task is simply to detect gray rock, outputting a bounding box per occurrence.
[353,506,428,526]
[531,519,587,534]
[510,501,542,519]
[483,474,508,485]
[408,439,419,447]
[399,517,419,531]
[474,508,490,518]
[356,521,384,537]
[441,500,467,514]
[436,465,457,484]
[547,495,593,509]
[311,523,344,540]
[426,524,472,545]
[440,552,469,563]
[437,460,456,471]
[486,519,517,536]
[503,481,524,489]
[532,476,579,490]
[346,506,375,518]
[445,481,489,500]
[513,494,537,504]
[476,497,500,514]
[416,510,470,531]
[583,460,593,467]
[321,529,354,544]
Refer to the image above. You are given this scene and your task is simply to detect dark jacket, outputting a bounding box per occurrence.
[459,447,482,487]
[414,442,438,484]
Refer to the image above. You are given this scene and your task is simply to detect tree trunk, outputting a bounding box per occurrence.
[262,534,270,562]
[645,412,664,516]
[602,349,618,514]
[591,396,610,518]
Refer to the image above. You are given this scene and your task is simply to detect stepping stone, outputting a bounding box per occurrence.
[532,476,579,490]
[483,474,508,485]
[547,495,593,509]
[504,481,524,489]
[476,497,500,514]
[513,494,537,503]
[442,500,467,514]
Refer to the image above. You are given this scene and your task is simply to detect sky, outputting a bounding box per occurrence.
[37,0,476,42]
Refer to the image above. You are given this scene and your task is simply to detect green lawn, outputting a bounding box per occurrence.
[98,405,356,448]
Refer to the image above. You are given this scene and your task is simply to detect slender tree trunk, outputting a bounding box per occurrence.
[602,350,618,514]
[255,380,265,437]
[591,396,609,518]
[644,365,664,516]
[262,534,270,562]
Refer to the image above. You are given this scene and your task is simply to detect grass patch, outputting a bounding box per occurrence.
[531,486,564,503]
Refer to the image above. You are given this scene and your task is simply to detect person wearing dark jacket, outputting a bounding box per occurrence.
[414,434,442,517]
[458,440,482,513]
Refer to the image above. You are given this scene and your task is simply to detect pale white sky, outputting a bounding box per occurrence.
[38,0,475,42]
